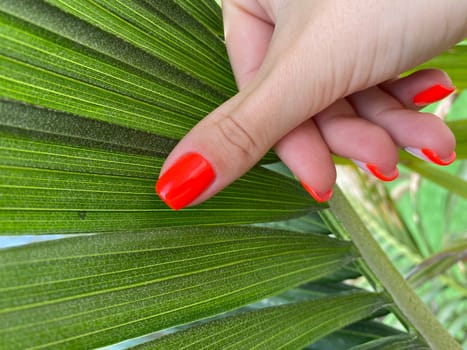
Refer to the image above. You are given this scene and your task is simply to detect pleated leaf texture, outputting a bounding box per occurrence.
[0,227,358,349]
[135,292,393,350]
[0,0,321,234]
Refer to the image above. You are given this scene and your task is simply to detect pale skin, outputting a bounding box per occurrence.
[157,0,467,207]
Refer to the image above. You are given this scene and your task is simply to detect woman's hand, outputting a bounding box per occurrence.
[156,0,467,209]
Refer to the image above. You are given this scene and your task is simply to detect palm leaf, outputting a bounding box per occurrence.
[0,6,222,137]
[348,335,429,350]
[136,292,388,350]
[305,321,405,350]
[0,227,355,349]
[1,114,316,234]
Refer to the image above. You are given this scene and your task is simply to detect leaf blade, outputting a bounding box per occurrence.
[135,292,388,350]
[0,226,356,349]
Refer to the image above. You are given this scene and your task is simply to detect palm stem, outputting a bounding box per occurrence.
[329,186,461,350]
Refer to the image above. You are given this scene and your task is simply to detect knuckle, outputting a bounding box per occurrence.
[213,112,258,161]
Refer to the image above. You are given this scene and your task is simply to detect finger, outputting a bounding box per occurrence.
[348,87,456,165]
[155,2,283,210]
[274,119,335,202]
[380,69,455,109]
[223,0,274,89]
[155,9,335,210]
[155,68,315,210]
[314,99,399,181]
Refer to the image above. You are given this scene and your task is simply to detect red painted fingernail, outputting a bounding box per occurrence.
[155,153,215,210]
[422,148,456,166]
[300,182,333,203]
[413,84,455,106]
[366,163,398,181]
[352,160,398,181]
[405,147,456,166]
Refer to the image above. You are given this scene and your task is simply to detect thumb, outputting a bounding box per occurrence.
[155,71,310,210]
[155,3,328,210]
[155,1,338,210]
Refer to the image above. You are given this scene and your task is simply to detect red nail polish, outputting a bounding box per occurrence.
[366,163,399,182]
[413,84,455,106]
[155,153,215,210]
[352,160,399,182]
[421,148,456,166]
[301,182,333,203]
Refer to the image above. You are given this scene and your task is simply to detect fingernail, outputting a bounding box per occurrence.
[300,182,333,203]
[405,147,456,166]
[155,153,215,210]
[413,84,455,106]
[352,160,398,181]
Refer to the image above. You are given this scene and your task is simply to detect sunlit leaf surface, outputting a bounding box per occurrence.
[0,227,355,349]
[138,292,388,350]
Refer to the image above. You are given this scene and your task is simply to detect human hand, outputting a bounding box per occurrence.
[156,0,467,209]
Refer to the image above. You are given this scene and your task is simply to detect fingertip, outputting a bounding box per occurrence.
[381,69,455,109]
[300,182,334,202]
[352,160,399,182]
[405,147,456,166]
[401,112,456,159]
[421,148,456,166]
[155,152,216,210]
[275,119,336,203]
[412,84,455,106]
[315,101,400,183]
